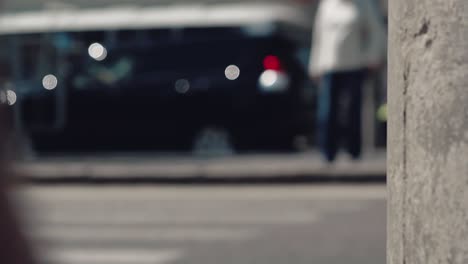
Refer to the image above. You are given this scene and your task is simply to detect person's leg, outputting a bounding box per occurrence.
[335,72,349,150]
[316,72,339,162]
[343,69,365,159]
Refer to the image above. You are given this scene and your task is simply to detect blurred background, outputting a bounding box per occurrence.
[0,0,387,263]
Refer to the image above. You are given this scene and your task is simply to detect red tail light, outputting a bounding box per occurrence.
[263,55,282,71]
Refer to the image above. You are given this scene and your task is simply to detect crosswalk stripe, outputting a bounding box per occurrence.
[19,185,387,202]
[40,248,183,264]
[32,227,260,242]
[29,212,318,225]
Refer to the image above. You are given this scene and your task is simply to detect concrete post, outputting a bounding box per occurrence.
[388,0,468,264]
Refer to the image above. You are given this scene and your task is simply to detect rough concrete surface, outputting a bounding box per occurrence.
[388,0,468,264]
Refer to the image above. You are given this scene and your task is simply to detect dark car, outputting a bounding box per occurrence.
[0,4,315,154]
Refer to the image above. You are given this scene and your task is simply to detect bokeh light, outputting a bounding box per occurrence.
[6,90,17,106]
[88,43,108,61]
[259,70,289,92]
[225,65,240,80]
[259,70,278,87]
[42,74,58,90]
[175,79,190,94]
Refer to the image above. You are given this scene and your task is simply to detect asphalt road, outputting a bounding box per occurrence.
[14,185,386,264]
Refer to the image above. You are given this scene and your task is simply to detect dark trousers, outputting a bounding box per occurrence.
[316,69,365,162]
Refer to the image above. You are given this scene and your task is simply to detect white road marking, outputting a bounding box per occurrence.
[17,185,386,202]
[29,211,318,225]
[32,227,260,242]
[40,248,183,264]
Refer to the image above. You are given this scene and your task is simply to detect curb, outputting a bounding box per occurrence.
[15,153,387,184]
[18,169,386,185]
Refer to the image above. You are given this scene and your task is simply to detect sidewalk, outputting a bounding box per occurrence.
[14,151,386,183]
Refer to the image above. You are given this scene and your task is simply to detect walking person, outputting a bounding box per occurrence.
[309,0,386,162]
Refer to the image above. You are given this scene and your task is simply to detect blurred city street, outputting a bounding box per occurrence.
[0,1,389,263]
[16,184,386,264]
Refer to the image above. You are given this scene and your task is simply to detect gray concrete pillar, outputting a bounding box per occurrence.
[387,0,468,263]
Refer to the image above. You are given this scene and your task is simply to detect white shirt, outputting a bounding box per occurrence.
[309,0,386,75]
